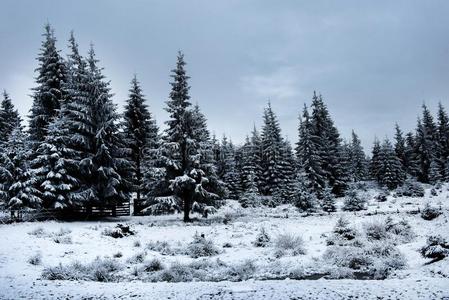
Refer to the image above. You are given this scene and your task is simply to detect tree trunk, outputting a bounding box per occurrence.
[183,191,191,222]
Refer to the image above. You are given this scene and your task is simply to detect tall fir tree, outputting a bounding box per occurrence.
[29,24,66,144]
[379,138,404,189]
[310,92,347,195]
[158,52,213,221]
[296,104,324,193]
[221,138,241,199]
[370,138,382,182]
[349,130,367,182]
[260,102,284,195]
[122,75,159,211]
[436,103,449,181]
[0,91,21,144]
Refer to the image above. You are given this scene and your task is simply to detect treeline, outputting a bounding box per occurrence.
[0,25,448,221]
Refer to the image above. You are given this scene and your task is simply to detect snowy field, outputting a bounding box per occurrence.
[1,184,449,300]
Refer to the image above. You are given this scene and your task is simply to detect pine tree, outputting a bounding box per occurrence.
[349,130,367,182]
[32,114,77,209]
[321,184,336,213]
[122,75,159,211]
[221,138,241,199]
[296,104,324,193]
[370,138,382,181]
[159,52,213,222]
[0,91,21,144]
[260,102,284,195]
[275,139,296,203]
[310,92,347,195]
[342,188,366,211]
[414,105,437,183]
[292,173,317,212]
[29,24,66,143]
[394,124,407,170]
[379,138,404,189]
[0,126,41,211]
[436,103,449,181]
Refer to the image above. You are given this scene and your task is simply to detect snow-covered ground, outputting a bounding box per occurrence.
[1,184,449,299]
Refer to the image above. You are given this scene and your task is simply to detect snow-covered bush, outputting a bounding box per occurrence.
[156,262,194,282]
[143,258,165,272]
[374,190,388,202]
[420,235,449,261]
[28,226,45,237]
[42,257,122,282]
[113,252,123,258]
[342,189,367,211]
[326,217,358,246]
[421,203,441,221]
[146,241,181,256]
[102,224,135,238]
[191,202,217,217]
[239,192,261,208]
[294,190,316,212]
[385,217,415,244]
[253,227,270,247]
[227,259,257,281]
[133,240,141,247]
[127,252,146,264]
[320,187,336,213]
[186,232,220,258]
[28,253,42,265]
[363,220,389,241]
[274,233,306,257]
[395,179,424,198]
[53,235,72,244]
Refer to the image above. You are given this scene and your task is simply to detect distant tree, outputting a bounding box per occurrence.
[379,138,404,189]
[342,188,366,211]
[370,138,382,182]
[349,130,368,181]
[122,75,159,211]
[321,184,336,213]
[0,91,21,144]
[436,103,449,181]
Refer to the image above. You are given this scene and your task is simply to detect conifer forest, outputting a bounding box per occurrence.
[1,3,449,299]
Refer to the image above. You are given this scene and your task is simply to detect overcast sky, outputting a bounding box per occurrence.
[1,0,449,150]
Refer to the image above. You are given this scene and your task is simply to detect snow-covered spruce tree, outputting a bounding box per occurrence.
[370,138,382,182]
[296,104,324,194]
[310,92,348,196]
[221,137,242,199]
[292,172,317,212]
[122,75,159,211]
[260,102,284,195]
[379,138,405,190]
[32,114,77,209]
[349,130,368,182]
[274,139,296,203]
[0,91,21,145]
[240,136,258,193]
[159,52,215,222]
[191,104,225,201]
[61,44,132,208]
[394,124,408,172]
[321,184,336,213]
[0,126,41,212]
[342,187,366,211]
[29,24,66,144]
[404,132,419,177]
[413,105,438,183]
[249,125,264,191]
[436,103,449,181]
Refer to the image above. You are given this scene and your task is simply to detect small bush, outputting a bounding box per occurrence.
[42,257,122,282]
[113,252,123,258]
[385,217,415,244]
[143,258,164,272]
[133,240,141,247]
[342,189,367,211]
[364,221,389,241]
[227,260,257,281]
[28,253,42,265]
[420,235,449,261]
[326,217,358,246]
[127,252,146,264]
[146,241,179,256]
[253,227,270,247]
[53,235,72,244]
[186,233,220,258]
[375,191,388,202]
[222,242,232,248]
[157,262,193,282]
[274,233,306,257]
[395,180,425,198]
[239,193,261,208]
[421,203,441,221]
[28,227,45,237]
[102,224,135,238]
